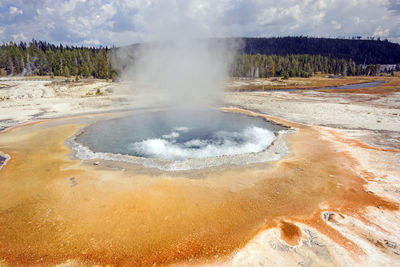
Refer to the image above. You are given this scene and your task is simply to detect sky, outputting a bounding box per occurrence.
[0,0,399,46]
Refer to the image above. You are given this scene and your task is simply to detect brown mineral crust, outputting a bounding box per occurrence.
[323,128,400,153]
[280,221,302,246]
[0,110,398,266]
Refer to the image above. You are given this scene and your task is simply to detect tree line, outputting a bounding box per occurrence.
[0,40,116,79]
[238,37,400,64]
[0,39,398,80]
[231,54,387,78]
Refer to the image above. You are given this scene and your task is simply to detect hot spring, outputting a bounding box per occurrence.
[72,110,289,171]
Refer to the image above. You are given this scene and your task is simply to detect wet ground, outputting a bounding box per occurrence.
[0,77,399,266]
[0,108,398,266]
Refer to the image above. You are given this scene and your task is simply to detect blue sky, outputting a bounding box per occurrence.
[0,0,399,46]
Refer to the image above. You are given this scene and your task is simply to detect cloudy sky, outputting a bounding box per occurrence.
[0,0,399,46]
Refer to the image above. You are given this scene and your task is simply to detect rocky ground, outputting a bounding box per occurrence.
[0,77,122,130]
[0,76,399,266]
[225,87,400,146]
[224,78,400,265]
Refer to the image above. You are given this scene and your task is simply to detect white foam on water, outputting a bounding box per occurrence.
[127,126,275,160]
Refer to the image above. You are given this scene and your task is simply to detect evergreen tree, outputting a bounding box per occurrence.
[0,39,394,79]
[0,40,114,79]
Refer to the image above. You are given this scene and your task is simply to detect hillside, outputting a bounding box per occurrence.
[1,37,399,78]
[238,37,400,64]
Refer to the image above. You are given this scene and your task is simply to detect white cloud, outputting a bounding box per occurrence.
[83,39,100,45]
[331,20,342,30]
[11,33,27,41]
[46,7,55,14]
[9,6,23,15]
[353,17,361,24]
[373,26,390,37]
[0,0,399,45]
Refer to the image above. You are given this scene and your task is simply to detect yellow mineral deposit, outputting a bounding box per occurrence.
[0,109,396,266]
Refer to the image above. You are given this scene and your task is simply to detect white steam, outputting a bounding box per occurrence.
[112,0,240,109]
[113,39,238,109]
[128,126,275,160]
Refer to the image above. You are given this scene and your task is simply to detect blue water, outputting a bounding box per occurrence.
[76,110,286,160]
[237,80,386,92]
[307,80,385,91]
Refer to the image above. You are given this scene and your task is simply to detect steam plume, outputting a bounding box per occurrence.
[112,1,240,109]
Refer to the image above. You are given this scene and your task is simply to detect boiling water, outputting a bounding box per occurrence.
[76,110,285,161]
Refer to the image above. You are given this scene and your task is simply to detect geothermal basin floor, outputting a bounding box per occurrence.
[0,108,399,266]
